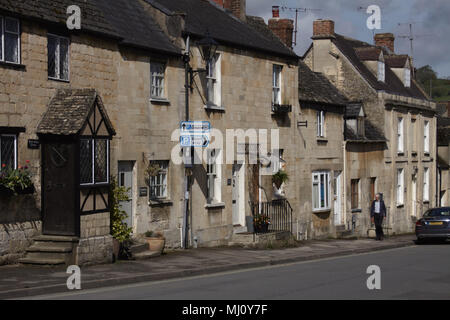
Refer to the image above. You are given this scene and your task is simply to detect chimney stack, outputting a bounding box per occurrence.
[224,0,246,21]
[312,19,335,38]
[268,6,294,48]
[374,33,395,53]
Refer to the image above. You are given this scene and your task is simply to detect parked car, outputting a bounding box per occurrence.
[416,207,450,243]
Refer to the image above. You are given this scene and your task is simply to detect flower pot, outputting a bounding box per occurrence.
[16,185,35,195]
[146,237,165,253]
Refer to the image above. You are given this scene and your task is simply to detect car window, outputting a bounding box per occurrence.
[425,209,450,217]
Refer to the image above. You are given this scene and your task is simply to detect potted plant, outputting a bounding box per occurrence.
[0,162,34,196]
[253,214,270,233]
[144,230,166,254]
[272,170,288,190]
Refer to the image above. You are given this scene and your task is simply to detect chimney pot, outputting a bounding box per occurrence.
[313,19,335,38]
[272,6,280,18]
[374,33,395,53]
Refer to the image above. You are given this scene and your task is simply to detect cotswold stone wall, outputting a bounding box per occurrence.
[76,212,113,266]
[0,193,41,265]
[0,221,41,265]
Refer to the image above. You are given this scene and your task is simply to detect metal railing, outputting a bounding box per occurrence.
[250,199,293,234]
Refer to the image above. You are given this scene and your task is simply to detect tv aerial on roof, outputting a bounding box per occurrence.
[279,6,322,47]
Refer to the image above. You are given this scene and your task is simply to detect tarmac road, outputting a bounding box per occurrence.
[28,241,450,300]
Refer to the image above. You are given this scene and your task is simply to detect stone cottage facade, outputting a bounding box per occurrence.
[303,20,437,236]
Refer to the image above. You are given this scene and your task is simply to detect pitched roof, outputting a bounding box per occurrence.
[354,47,382,61]
[37,89,115,136]
[345,120,386,142]
[298,62,348,107]
[345,103,364,118]
[146,0,297,59]
[0,0,180,55]
[332,34,428,101]
[385,55,409,68]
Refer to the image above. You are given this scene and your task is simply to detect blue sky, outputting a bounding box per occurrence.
[246,0,449,77]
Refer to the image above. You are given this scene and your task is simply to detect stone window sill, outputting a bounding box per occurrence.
[205,202,225,209]
[150,98,170,105]
[204,104,225,112]
[313,208,331,214]
[0,61,26,71]
[397,204,404,208]
[149,198,173,206]
[48,77,70,83]
[317,138,328,143]
[351,208,362,213]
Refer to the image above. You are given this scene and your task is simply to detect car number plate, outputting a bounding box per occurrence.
[429,222,443,226]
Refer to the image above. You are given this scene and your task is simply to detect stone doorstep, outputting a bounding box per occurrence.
[27,242,73,253]
[33,235,80,243]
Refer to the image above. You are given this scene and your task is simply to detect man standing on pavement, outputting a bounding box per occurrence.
[370,193,386,241]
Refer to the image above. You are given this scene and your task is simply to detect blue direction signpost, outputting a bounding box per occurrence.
[180,121,210,147]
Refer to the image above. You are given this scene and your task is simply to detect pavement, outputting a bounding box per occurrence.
[0,234,416,299]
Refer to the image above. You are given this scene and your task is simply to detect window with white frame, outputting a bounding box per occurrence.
[404,67,411,87]
[423,167,430,202]
[80,139,109,185]
[150,61,166,99]
[411,119,417,152]
[378,60,385,82]
[317,111,325,137]
[0,16,20,64]
[396,168,404,206]
[0,134,17,170]
[424,120,430,154]
[207,149,222,204]
[312,171,330,211]
[48,34,70,81]
[206,53,221,107]
[272,64,282,105]
[149,161,169,199]
[397,117,404,153]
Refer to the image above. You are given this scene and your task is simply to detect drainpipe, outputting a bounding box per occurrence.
[182,36,191,249]
[343,139,348,230]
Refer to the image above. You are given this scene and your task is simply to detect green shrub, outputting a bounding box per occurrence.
[109,177,132,242]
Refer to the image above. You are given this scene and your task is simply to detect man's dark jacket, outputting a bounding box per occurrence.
[370,200,386,217]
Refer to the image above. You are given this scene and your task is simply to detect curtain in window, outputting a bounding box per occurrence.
[206,58,216,104]
[4,18,19,63]
[59,38,69,80]
[151,62,165,98]
[47,35,58,79]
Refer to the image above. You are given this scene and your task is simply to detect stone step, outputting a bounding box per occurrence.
[19,256,66,265]
[33,235,79,243]
[25,251,71,261]
[27,242,73,253]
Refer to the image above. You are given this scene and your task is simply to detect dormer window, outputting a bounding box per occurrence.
[404,67,411,88]
[378,60,385,82]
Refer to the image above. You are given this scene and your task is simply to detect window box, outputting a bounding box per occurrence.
[205,202,225,209]
[272,104,292,114]
[204,103,225,112]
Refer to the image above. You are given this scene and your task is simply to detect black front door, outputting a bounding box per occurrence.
[42,141,78,236]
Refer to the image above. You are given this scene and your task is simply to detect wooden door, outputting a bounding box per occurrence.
[42,141,78,236]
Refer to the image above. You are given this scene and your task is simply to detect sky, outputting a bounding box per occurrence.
[246,0,450,78]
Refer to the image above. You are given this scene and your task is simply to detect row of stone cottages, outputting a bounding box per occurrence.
[0,0,436,265]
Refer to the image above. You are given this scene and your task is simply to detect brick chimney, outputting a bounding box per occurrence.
[374,33,395,53]
[223,0,246,21]
[312,19,335,38]
[268,6,294,48]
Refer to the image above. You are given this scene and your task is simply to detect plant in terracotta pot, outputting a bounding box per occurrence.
[144,231,166,254]
[0,162,34,196]
[272,170,288,189]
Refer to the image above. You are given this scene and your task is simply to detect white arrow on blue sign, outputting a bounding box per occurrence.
[180,121,210,133]
[180,134,210,148]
